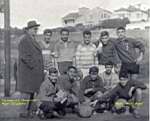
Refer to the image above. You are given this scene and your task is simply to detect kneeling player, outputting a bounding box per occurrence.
[98,73,147,118]
[36,67,67,119]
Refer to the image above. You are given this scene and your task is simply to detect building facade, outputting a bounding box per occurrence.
[62,7,112,27]
[112,5,149,22]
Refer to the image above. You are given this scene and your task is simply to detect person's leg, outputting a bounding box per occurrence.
[130,88,143,118]
[19,92,33,118]
[119,63,128,78]
[129,63,140,81]
[39,101,55,119]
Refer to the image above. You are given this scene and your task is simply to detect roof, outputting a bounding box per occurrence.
[115,5,147,14]
[94,7,112,14]
[63,12,81,20]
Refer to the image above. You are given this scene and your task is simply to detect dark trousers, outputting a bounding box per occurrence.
[39,101,67,115]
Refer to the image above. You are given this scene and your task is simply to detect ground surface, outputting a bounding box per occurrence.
[0,89,149,121]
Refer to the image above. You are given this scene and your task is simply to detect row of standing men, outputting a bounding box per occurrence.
[16,20,146,119]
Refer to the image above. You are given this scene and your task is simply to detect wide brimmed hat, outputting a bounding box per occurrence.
[25,20,40,29]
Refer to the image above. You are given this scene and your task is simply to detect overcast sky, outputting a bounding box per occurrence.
[0,0,150,31]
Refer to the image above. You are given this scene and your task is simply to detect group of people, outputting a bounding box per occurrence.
[16,20,147,119]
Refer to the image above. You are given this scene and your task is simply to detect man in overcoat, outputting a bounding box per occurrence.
[17,20,44,118]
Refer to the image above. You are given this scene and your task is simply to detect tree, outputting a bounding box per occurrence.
[101,18,130,28]
[0,0,4,13]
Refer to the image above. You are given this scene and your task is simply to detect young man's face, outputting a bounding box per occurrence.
[105,65,113,74]
[119,77,128,86]
[83,34,91,45]
[44,33,52,44]
[116,29,126,39]
[67,68,77,80]
[101,35,109,45]
[90,73,98,80]
[61,31,69,42]
[49,73,58,84]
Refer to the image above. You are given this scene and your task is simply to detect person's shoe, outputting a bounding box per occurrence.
[132,110,141,119]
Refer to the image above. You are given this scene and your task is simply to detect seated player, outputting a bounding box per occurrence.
[79,66,106,114]
[36,67,67,119]
[58,66,80,112]
[98,73,147,118]
[100,61,119,91]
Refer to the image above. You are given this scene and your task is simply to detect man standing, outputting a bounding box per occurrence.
[39,29,55,72]
[54,28,77,74]
[75,30,97,77]
[114,27,145,81]
[17,20,44,118]
[95,31,120,73]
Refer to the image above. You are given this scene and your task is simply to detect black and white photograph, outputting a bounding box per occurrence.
[0,0,149,121]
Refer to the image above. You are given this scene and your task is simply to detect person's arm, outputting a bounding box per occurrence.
[75,45,82,68]
[112,44,121,65]
[19,39,35,69]
[53,42,60,58]
[93,44,99,65]
[132,39,145,64]
[38,82,55,102]
[93,76,106,93]
[132,80,147,90]
[79,77,87,102]
[99,85,119,101]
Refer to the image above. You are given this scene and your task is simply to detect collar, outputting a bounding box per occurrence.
[60,39,71,44]
[117,37,128,43]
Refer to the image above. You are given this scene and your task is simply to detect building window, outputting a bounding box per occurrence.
[101,13,103,19]
[104,13,106,18]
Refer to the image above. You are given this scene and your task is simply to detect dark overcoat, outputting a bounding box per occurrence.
[17,33,44,93]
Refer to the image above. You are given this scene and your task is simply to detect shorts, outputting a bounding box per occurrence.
[119,63,139,76]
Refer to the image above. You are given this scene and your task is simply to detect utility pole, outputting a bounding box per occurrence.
[4,0,11,96]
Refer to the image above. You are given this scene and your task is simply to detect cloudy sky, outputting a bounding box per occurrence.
[0,0,150,31]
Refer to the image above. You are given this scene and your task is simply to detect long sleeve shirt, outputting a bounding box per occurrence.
[94,39,120,65]
[114,37,145,63]
[37,76,60,103]
[58,74,80,97]
[101,80,147,101]
[79,75,106,102]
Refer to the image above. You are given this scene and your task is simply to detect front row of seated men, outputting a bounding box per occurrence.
[35,63,147,119]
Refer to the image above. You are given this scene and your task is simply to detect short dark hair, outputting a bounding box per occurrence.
[105,61,114,67]
[89,66,99,74]
[83,30,91,36]
[117,26,126,31]
[68,66,77,72]
[100,31,109,37]
[43,29,52,35]
[60,28,69,34]
[119,73,128,80]
[49,67,58,74]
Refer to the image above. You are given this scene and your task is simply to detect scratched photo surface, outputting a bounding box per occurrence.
[0,0,149,121]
